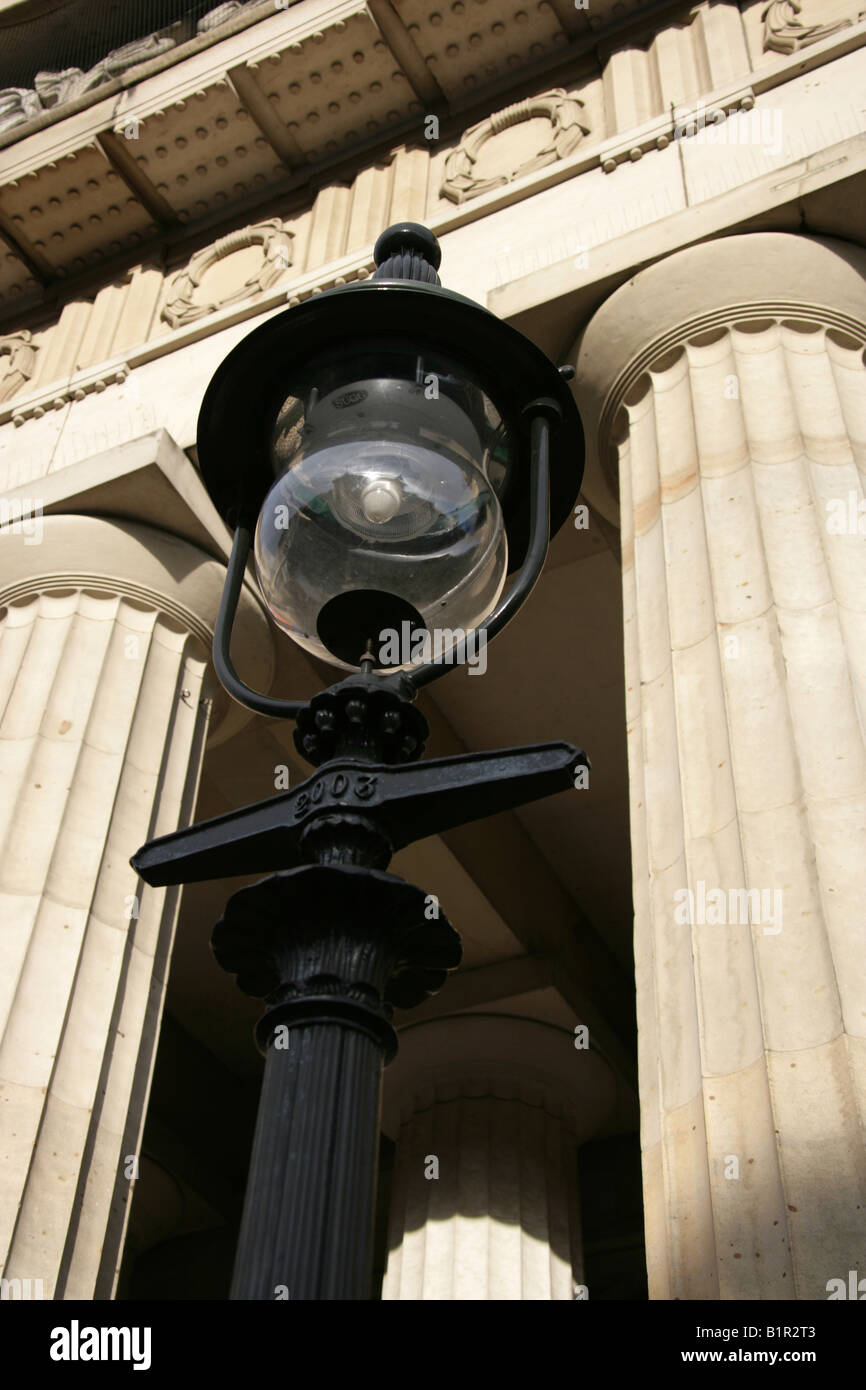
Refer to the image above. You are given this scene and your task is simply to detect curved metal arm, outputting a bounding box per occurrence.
[407,410,552,693]
[214,524,305,719]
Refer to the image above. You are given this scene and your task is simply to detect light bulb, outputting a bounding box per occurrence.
[256,355,511,669]
[361,479,402,525]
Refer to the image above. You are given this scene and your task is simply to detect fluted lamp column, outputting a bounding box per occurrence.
[0,514,273,1299]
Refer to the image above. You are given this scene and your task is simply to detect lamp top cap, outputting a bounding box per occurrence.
[373,223,442,284]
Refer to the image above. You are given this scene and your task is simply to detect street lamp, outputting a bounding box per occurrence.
[131,224,589,1300]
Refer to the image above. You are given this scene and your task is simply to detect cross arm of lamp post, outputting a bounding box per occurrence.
[131,739,588,887]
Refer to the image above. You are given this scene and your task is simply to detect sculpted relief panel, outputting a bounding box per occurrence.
[0,33,176,134]
[197,1,262,32]
[161,221,294,329]
[761,0,859,52]
[33,34,178,111]
[0,87,42,134]
[0,2,263,136]
[440,91,591,204]
[0,332,38,403]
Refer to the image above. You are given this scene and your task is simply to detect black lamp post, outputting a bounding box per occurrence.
[131,224,589,1301]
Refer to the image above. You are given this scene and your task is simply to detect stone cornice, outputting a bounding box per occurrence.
[2,17,863,426]
[0,0,278,150]
[0,8,863,334]
[0,0,687,155]
[0,0,717,318]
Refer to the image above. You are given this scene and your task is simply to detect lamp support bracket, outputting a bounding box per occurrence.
[131,739,587,887]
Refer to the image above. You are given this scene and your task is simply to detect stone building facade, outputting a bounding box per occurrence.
[0,0,864,1300]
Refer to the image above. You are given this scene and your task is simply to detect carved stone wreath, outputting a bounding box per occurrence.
[161,220,294,329]
[0,332,38,403]
[440,90,591,205]
[762,0,855,53]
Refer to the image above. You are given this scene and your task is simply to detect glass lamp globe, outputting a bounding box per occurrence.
[253,343,510,670]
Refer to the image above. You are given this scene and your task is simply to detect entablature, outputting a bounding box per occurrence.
[5,0,861,319]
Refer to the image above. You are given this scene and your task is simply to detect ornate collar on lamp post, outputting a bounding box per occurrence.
[131,223,589,1301]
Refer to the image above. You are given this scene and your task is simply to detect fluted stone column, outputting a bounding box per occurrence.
[572,234,866,1299]
[380,1016,616,1299]
[0,512,273,1299]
